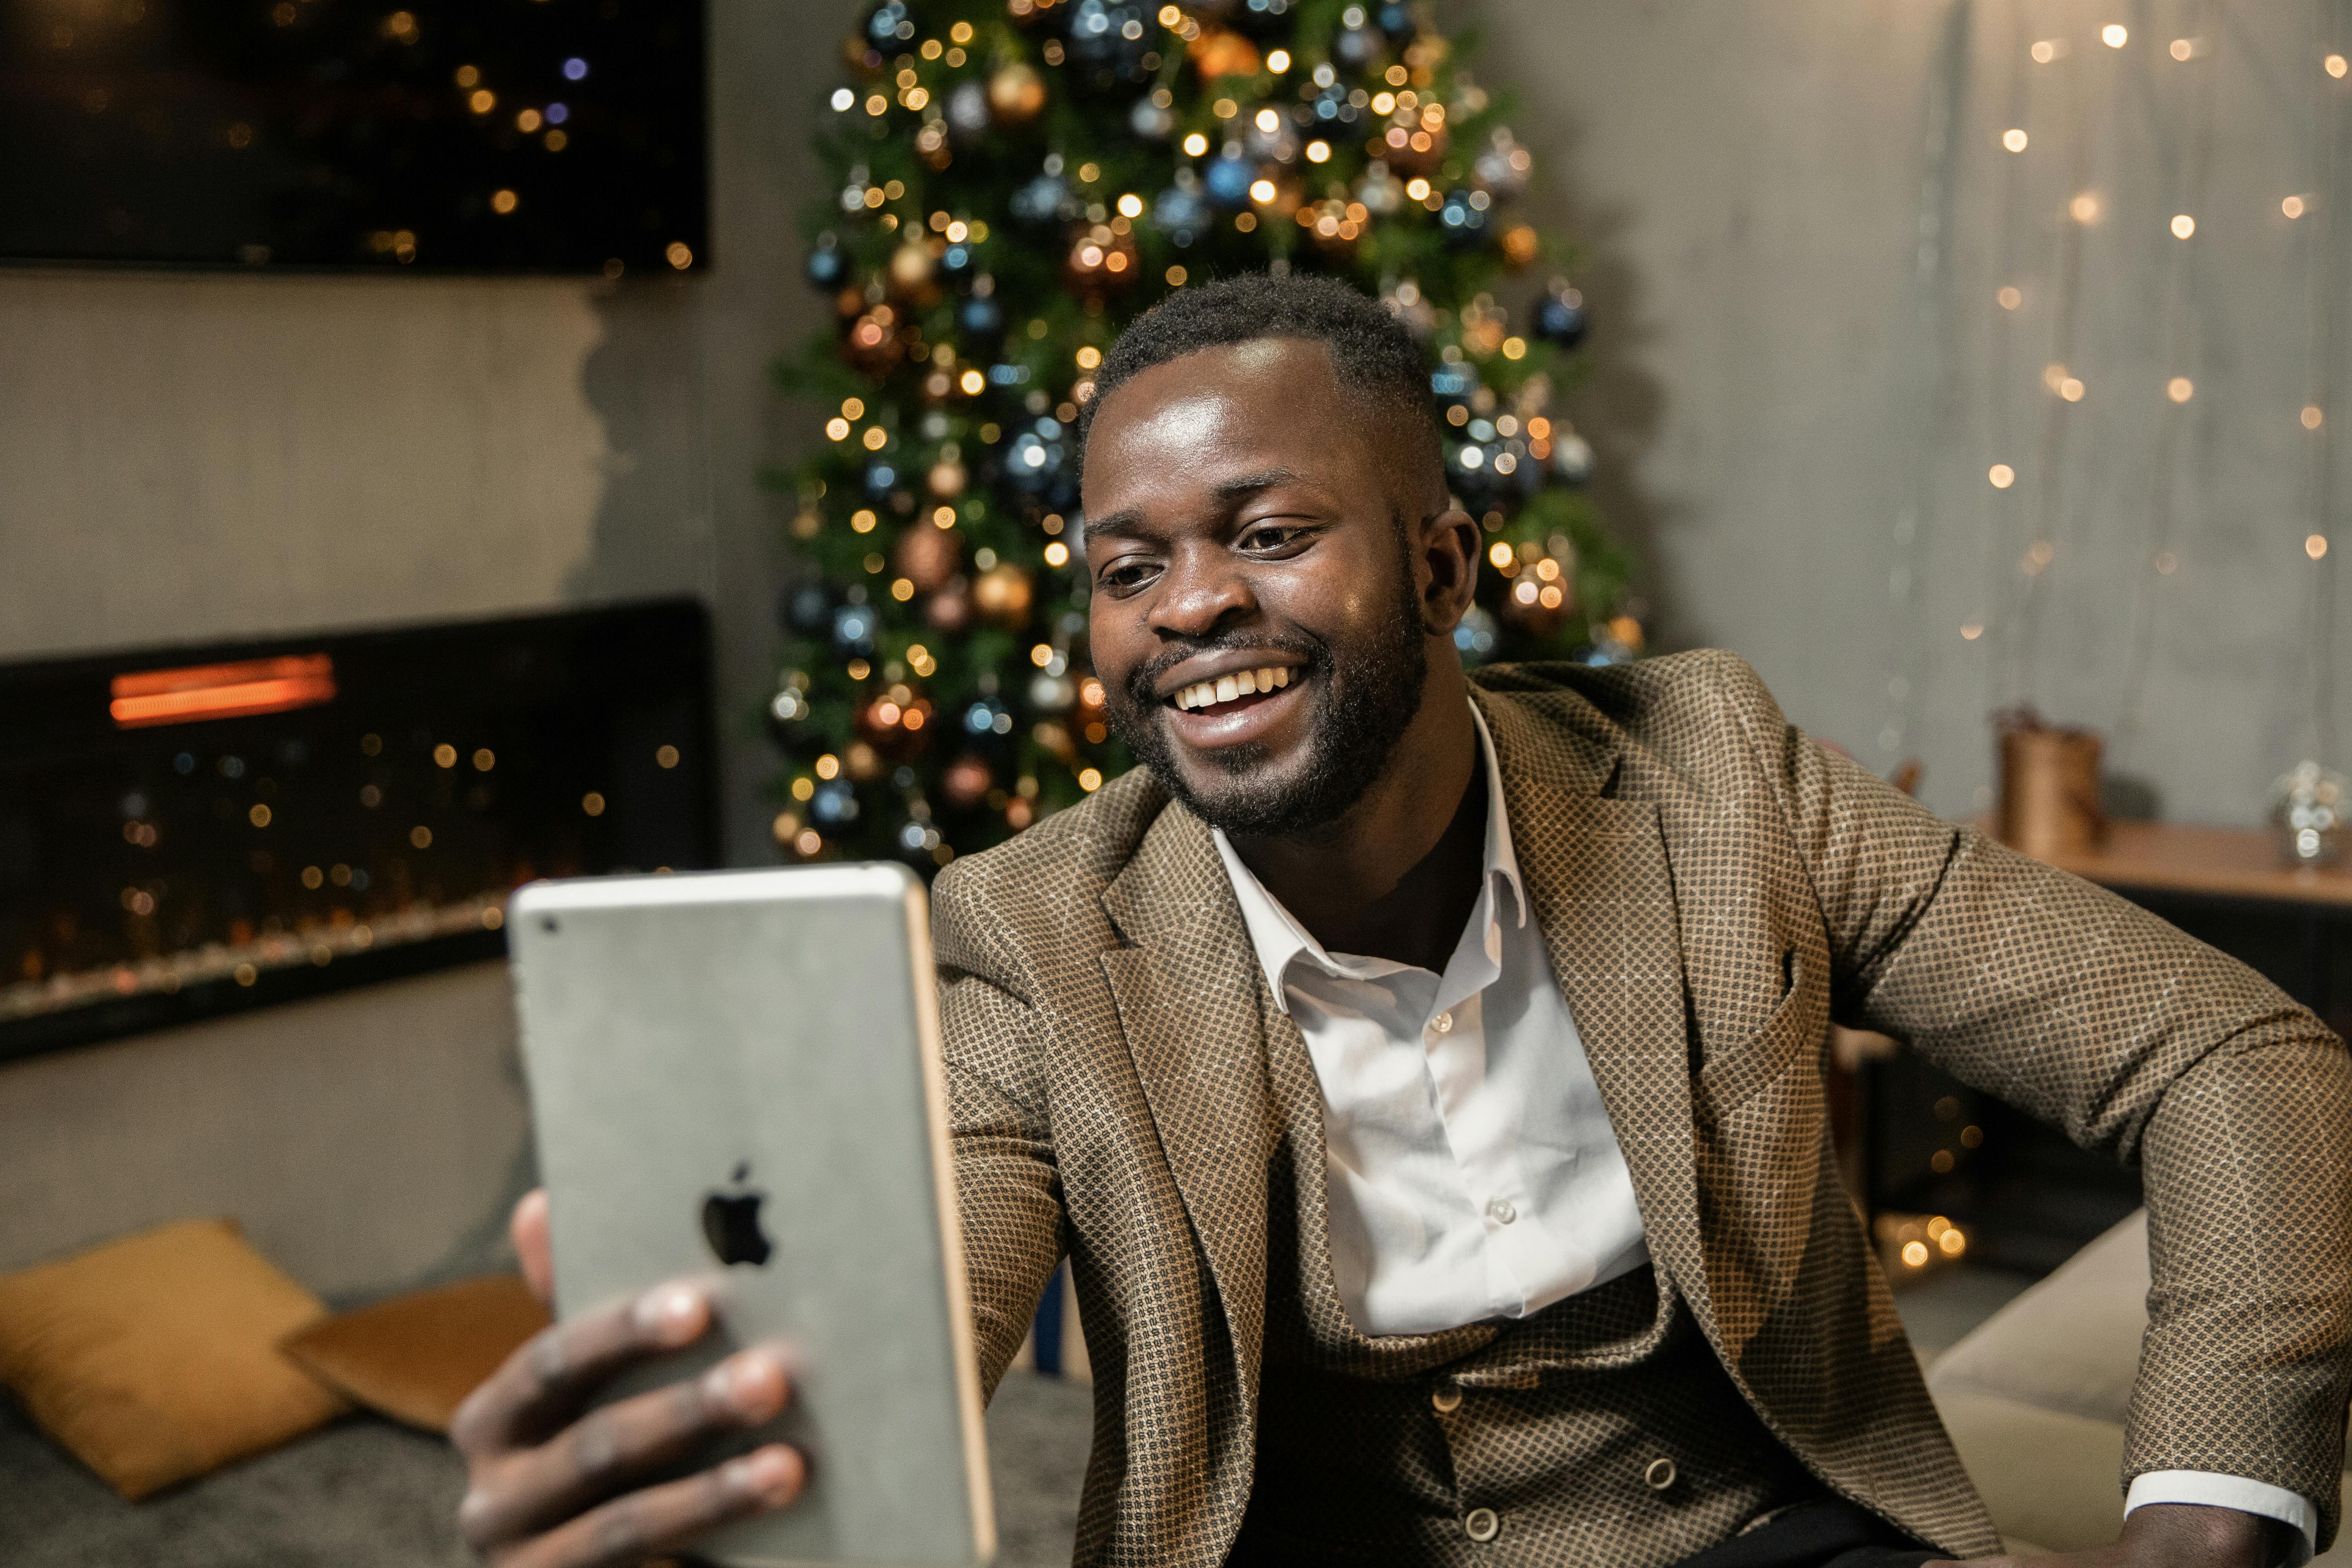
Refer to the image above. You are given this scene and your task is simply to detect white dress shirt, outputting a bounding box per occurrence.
[1210,700,2315,1559]
[1211,702,1648,1337]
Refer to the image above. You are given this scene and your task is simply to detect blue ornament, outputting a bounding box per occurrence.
[810,777,861,825]
[1310,84,1359,126]
[1005,422,1070,496]
[1333,24,1383,71]
[1534,286,1589,349]
[1453,605,1499,665]
[805,234,848,291]
[1130,94,1175,140]
[1375,2,1413,40]
[764,682,814,747]
[1203,152,1255,209]
[959,294,1005,340]
[865,0,916,48]
[1067,0,1153,83]
[1430,360,1479,409]
[963,696,1014,739]
[1437,187,1490,248]
[939,242,975,282]
[862,459,900,499]
[1152,183,1211,244]
[779,579,832,636]
[831,602,879,657]
[1011,173,1074,226]
[1550,430,1596,486]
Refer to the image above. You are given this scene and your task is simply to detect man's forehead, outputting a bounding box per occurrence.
[1088,339,1360,475]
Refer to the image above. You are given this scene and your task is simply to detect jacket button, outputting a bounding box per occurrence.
[1644,1457,1678,1491]
[1431,1385,1463,1413]
[1463,1507,1500,1542]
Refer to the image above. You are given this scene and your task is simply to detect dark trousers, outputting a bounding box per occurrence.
[1669,1498,1943,1568]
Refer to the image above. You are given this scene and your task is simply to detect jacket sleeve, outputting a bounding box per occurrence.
[1712,651,2352,1547]
[929,861,1068,1402]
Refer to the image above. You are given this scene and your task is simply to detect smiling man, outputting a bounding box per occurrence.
[455,274,2352,1568]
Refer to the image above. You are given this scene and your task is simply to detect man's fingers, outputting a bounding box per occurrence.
[514,1189,555,1308]
[459,1344,792,1548]
[452,1280,711,1455]
[496,1443,804,1568]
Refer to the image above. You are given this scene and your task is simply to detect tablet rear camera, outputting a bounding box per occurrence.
[540,916,559,934]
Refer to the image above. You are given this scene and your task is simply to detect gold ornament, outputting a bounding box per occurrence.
[887,240,937,300]
[925,578,972,632]
[842,306,904,374]
[972,561,1035,627]
[1501,224,1540,268]
[843,740,884,781]
[894,525,960,591]
[942,753,994,809]
[1189,27,1260,79]
[988,62,1046,126]
[927,458,967,498]
[1063,225,1141,294]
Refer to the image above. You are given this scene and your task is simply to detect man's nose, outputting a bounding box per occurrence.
[1148,543,1256,640]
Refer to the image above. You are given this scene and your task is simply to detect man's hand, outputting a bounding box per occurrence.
[1929,1503,2294,1568]
[450,1189,808,1568]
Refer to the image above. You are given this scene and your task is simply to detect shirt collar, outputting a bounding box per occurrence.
[1211,699,1527,1014]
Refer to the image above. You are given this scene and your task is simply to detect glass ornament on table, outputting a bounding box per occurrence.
[2270,761,2347,868]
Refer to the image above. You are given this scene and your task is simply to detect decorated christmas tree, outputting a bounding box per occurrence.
[765,0,1641,869]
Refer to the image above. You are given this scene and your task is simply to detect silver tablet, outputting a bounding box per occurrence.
[507,864,995,1568]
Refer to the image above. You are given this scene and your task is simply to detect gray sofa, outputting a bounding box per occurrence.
[1928,1210,2352,1561]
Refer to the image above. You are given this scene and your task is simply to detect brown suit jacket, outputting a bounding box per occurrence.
[930,650,2352,1568]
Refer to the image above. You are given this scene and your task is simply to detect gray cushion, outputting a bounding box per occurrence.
[1929,1210,2149,1427]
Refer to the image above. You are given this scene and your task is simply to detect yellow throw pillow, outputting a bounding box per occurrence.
[279,1273,549,1433]
[0,1218,349,1499]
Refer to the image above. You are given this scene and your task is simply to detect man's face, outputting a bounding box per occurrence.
[1080,338,1442,837]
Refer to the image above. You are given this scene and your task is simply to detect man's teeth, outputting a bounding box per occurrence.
[1173,667,1292,711]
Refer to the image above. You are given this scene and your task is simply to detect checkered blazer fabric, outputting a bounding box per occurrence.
[927,648,2352,1568]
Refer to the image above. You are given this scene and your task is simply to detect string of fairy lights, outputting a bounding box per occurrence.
[1939,6,2348,803]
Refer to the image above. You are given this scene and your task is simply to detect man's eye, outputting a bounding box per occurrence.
[1241,524,1312,552]
[1099,560,1159,593]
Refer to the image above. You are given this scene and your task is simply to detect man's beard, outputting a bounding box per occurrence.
[1105,552,1429,838]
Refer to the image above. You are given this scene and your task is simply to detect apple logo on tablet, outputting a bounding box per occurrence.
[701,1161,772,1267]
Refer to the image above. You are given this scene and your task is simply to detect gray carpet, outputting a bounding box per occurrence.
[0,1371,1096,1568]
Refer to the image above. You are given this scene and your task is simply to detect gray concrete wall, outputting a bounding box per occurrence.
[0,0,841,1293]
[6,0,2343,1288]
[1475,0,2350,825]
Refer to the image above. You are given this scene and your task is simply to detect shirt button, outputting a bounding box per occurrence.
[1486,1197,1517,1225]
[1644,1457,1678,1491]
[1463,1506,1500,1543]
[1431,1011,1453,1034]
[1431,1385,1463,1413]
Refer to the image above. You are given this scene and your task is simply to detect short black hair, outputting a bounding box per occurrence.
[1080,271,1444,495]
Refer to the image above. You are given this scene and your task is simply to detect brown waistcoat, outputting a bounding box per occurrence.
[1229,986,1821,1567]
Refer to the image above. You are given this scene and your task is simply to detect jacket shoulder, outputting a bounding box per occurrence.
[928,764,1167,988]
[1471,649,1793,790]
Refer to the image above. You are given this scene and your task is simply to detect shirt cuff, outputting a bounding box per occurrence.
[2125,1470,2318,1566]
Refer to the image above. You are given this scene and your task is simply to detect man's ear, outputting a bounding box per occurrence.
[1417,507,1482,635]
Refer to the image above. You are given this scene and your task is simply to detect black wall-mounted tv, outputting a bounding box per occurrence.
[0,0,706,274]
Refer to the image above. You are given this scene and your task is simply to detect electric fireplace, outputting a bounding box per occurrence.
[0,600,718,1061]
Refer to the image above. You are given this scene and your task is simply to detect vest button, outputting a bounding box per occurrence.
[1644,1456,1678,1491]
[1430,1384,1463,1413]
[1463,1506,1500,1542]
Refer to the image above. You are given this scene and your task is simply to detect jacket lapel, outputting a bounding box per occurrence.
[1099,802,1271,1410]
[1473,688,1715,1328]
